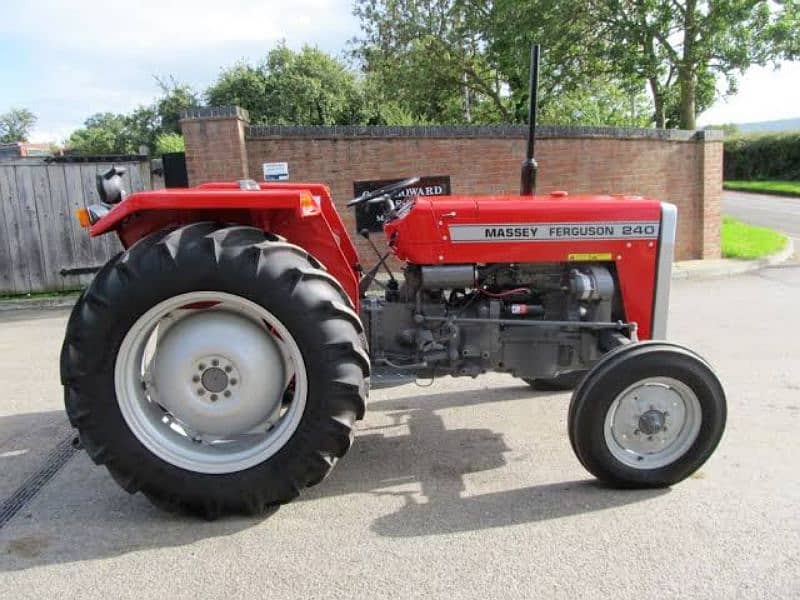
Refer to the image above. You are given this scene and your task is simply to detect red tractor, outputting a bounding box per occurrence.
[61,48,725,517]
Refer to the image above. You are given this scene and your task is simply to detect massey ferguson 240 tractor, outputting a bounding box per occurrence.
[62,48,726,517]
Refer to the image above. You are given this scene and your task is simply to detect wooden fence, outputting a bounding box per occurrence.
[0,159,151,295]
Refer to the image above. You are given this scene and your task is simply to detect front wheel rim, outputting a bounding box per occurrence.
[603,376,702,470]
[115,291,308,474]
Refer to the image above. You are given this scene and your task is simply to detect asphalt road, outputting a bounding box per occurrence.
[723,190,800,246]
[1,264,799,599]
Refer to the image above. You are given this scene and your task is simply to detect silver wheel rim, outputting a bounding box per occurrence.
[603,376,702,469]
[115,291,307,474]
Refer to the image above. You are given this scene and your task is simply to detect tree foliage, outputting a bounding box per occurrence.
[581,0,800,128]
[206,44,366,125]
[0,107,37,143]
[354,0,800,129]
[67,79,199,155]
[154,132,185,155]
[353,0,511,123]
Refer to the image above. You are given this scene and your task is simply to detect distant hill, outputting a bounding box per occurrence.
[736,117,800,134]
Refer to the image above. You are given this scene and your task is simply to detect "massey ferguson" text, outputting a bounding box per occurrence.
[449,222,660,242]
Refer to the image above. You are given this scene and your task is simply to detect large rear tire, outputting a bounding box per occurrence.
[60,224,368,517]
[568,342,725,488]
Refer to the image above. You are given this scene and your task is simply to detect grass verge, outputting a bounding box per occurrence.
[0,288,82,301]
[722,216,787,260]
[724,180,800,197]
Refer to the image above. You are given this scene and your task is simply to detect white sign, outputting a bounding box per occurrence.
[263,162,289,181]
[448,222,660,242]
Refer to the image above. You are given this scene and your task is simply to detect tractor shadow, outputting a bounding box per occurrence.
[301,383,669,537]
[0,385,666,571]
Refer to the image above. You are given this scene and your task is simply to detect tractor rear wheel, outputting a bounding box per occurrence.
[568,342,725,488]
[60,223,368,517]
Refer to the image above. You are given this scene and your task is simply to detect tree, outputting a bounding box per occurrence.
[541,80,652,127]
[154,132,185,155]
[67,79,199,155]
[154,77,201,135]
[0,107,37,143]
[585,0,800,129]
[354,0,512,123]
[354,0,654,126]
[206,44,366,125]
[357,0,800,129]
[66,113,131,154]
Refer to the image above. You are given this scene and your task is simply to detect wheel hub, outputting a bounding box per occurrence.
[200,366,228,394]
[603,377,703,469]
[638,409,666,435]
[149,311,286,438]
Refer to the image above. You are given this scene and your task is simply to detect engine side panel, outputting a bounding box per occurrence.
[385,194,662,339]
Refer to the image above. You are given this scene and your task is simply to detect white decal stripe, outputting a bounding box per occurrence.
[448,222,660,242]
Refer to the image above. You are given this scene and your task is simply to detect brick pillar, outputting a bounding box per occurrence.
[697,130,723,259]
[180,106,250,185]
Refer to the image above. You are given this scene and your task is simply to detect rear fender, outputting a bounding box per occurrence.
[89,185,361,309]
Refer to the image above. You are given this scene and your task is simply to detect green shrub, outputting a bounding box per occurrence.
[154,132,185,156]
[724,133,800,181]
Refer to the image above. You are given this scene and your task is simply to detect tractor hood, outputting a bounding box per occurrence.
[385,193,664,264]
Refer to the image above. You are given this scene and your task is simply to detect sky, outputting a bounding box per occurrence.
[0,0,796,142]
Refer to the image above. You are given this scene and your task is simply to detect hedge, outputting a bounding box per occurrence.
[724,133,800,181]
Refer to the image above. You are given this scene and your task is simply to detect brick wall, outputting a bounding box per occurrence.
[181,107,250,183]
[181,108,723,261]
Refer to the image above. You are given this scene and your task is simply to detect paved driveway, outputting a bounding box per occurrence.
[723,190,800,247]
[1,264,799,599]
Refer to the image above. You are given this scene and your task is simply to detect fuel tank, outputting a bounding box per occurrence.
[384,192,672,340]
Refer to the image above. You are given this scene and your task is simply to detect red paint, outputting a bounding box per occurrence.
[91,184,360,309]
[385,195,662,339]
[89,184,663,338]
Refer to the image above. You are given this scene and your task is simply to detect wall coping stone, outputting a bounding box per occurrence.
[246,123,724,142]
[177,105,724,142]
[180,106,250,122]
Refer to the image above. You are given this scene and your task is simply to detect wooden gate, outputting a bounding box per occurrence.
[0,159,151,295]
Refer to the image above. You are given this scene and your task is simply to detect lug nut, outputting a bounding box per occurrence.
[224,391,231,398]
[225,366,232,373]
[197,388,205,396]
[192,375,200,383]
[230,378,237,386]
[198,363,206,371]
[212,359,219,367]
[210,394,218,402]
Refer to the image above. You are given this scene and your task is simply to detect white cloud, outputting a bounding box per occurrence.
[0,0,355,52]
[1,0,358,142]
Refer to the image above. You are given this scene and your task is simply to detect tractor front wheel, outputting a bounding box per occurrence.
[568,342,726,488]
[60,224,368,517]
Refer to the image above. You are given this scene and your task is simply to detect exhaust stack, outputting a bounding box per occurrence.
[520,44,540,196]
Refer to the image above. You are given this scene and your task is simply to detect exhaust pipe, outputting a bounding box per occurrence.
[520,44,540,196]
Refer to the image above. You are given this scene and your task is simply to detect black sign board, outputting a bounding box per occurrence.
[353,175,451,232]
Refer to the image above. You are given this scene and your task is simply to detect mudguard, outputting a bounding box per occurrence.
[88,182,362,309]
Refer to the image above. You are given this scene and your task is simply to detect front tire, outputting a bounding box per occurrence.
[60,224,368,517]
[568,342,726,488]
